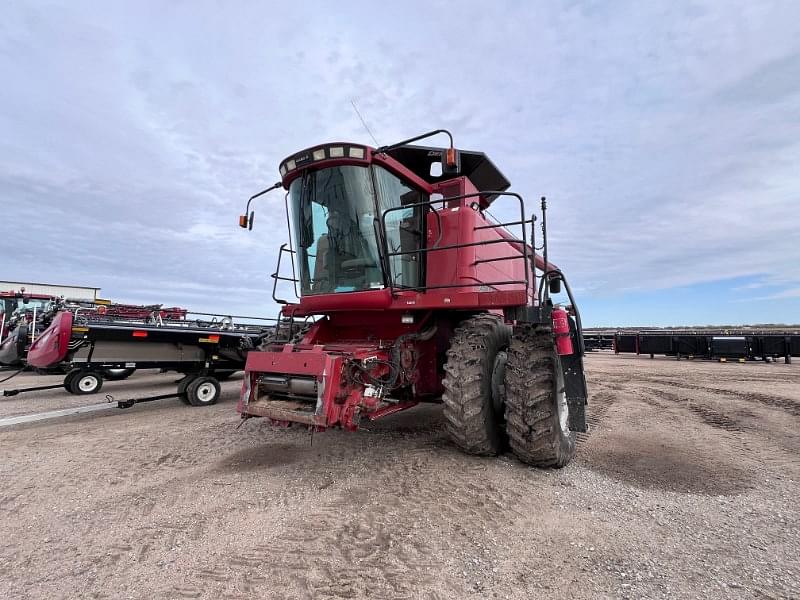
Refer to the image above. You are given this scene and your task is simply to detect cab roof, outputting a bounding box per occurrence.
[386,144,511,203]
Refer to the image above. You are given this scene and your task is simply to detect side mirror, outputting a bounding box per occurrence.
[548,278,562,295]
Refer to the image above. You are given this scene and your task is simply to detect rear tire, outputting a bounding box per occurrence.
[442,314,511,456]
[186,376,221,407]
[69,371,104,395]
[505,323,576,468]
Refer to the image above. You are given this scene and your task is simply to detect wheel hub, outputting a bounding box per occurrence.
[78,375,98,392]
[196,382,217,402]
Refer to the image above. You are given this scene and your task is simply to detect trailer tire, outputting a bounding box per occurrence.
[63,369,81,391]
[177,375,194,405]
[186,376,221,407]
[102,368,136,381]
[69,371,104,395]
[442,314,511,456]
[505,323,576,468]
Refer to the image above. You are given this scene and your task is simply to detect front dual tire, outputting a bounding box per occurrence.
[443,315,576,468]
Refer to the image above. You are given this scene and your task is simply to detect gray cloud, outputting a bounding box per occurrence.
[1,2,799,320]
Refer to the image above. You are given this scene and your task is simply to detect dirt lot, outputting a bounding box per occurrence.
[0,355,798,599]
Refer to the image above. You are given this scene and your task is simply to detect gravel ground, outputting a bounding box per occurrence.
[0,354,798,599]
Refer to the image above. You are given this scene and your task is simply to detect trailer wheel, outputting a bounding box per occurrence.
[442,314,511,456]
[63,369,81,391]
[69,371,104,395]
[102,368,136,381]
[186,376,221,407]
[177,375,194,404]
[505,323,576,468]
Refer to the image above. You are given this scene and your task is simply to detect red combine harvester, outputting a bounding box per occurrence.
[237,130,588,467]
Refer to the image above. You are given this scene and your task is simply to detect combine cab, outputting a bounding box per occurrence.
[238,130,588,467]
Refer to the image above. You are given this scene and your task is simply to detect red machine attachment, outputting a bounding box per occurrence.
[238,316,439,432]
[26,310,74,368]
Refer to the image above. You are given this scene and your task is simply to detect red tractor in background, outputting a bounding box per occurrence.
[238,130,587,467]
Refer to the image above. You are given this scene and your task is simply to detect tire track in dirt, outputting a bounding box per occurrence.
[581,366,759,494]
[631,380,800,478]
[637,375,800,417]
[646,386,745,433]
[575,379,623,443]
[170,441,526,599]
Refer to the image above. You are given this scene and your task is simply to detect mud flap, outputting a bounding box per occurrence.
[561,354,588,432]
[560,317,588,433]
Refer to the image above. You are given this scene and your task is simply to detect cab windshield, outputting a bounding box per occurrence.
[289,165,424,295]
[291,166,383,295]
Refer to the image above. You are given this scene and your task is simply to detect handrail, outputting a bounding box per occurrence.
[379,191,530,297]
[271,243,300,305]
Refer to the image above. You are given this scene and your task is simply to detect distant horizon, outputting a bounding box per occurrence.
[584,323,800,330]
[4,277,800,330]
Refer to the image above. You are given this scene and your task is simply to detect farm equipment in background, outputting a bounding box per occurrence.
[2,297,275,406]
[609,329,799,363]
[0,291,54,367]
[0,292,187,371]
[237,130,588,467]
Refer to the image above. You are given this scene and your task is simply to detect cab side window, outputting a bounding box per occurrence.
[373,167,425,289]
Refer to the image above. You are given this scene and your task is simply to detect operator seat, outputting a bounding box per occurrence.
[312,233,365,293]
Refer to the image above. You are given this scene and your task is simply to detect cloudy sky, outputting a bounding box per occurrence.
[1,2,799,326]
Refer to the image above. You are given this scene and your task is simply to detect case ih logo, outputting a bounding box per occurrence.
[295,153,311,164]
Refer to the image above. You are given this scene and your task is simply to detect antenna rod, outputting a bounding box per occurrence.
[350,99,379,146]
[541,196,548,292]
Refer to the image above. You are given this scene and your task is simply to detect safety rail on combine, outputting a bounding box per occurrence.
[378,191,533,294]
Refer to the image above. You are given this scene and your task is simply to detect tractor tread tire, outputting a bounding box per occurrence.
[505,323,576,468]
[442,314,510,456]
